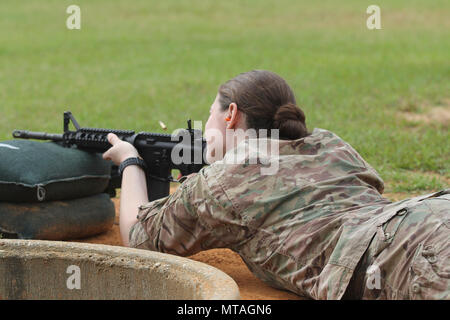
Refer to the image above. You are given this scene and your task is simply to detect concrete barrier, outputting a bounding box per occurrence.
[0,239,241,300]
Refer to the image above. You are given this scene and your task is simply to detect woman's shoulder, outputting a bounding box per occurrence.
[205,126,385,195]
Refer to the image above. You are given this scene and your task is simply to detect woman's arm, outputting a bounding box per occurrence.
[119,165,148,246]
[128,166,248,257]
[102,133,149,246]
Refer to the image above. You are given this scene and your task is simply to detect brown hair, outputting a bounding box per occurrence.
[218,70,310,140]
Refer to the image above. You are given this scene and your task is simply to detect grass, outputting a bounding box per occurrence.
[0,0,448,195]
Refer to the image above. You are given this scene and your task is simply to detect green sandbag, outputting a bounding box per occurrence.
[0,193,115,240]
[0,140,111,202]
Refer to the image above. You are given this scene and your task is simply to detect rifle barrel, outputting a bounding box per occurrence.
[12,130,64,142]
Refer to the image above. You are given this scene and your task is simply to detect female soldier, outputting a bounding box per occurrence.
[102,70,449,300]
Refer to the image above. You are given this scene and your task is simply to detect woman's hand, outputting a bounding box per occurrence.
[102,133,140,165]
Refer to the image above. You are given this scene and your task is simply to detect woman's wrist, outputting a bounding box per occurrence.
[119,156,147,176]
[119,152,141,164]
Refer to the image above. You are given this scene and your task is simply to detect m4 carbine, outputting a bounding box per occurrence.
[12,111,207,201]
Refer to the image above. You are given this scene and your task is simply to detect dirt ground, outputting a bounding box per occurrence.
[397,105,450,129]
[73,198,303,300]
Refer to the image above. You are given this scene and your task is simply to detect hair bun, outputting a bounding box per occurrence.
[273,103,307,140]
[274,103,305,122]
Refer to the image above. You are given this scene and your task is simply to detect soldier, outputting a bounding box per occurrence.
[102,70,449,300]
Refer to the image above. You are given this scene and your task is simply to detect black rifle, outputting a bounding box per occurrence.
[12,111,207,201]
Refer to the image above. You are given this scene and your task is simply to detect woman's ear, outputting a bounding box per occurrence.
[226,103,240,129]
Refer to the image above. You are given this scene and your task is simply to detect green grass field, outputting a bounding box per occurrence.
[1,0,448,195]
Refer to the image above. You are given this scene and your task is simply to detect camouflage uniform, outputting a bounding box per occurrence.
[129,128,450,300]
[343,192,449,299]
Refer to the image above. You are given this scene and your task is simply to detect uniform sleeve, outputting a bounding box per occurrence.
[128,165,249,256]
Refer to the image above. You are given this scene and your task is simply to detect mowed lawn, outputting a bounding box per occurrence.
[0,0,448,196]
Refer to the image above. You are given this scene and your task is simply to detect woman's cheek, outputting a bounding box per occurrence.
[205,127,225,163]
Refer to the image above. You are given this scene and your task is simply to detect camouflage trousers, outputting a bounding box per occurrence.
[344,192,450,299]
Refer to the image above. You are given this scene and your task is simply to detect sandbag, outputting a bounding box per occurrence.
[0,140,111,202]
[0,193,115,240]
